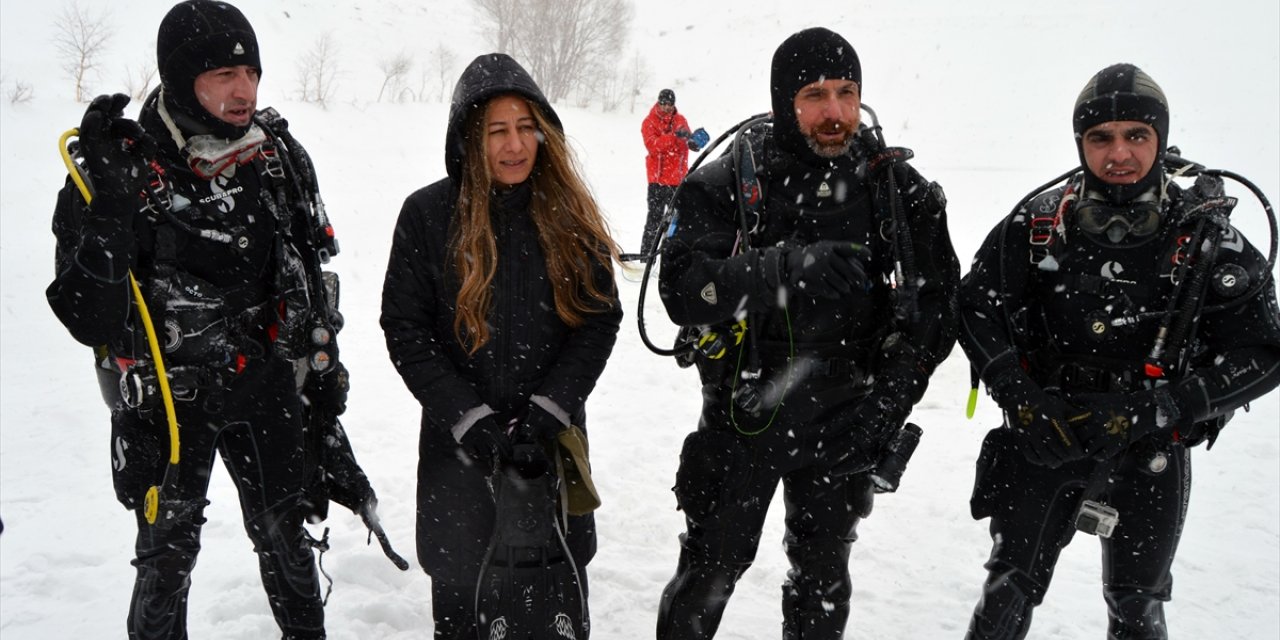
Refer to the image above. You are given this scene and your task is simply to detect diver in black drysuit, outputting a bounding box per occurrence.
[656,27,959,640]
[46,3,351,638]
[959,63,1280,640]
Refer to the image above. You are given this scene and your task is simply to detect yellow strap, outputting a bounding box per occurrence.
[965,387,979,419]
[60,129,180,523]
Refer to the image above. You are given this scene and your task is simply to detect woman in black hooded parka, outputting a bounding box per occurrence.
[380,53,621,638]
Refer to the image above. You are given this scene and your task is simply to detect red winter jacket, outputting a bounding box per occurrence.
[642,104,691,186]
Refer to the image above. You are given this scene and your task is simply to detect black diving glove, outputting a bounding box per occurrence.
[827,349,929,476]
[78,93,156,209]
[304,362,350,417]
[989,368,1090,468]
[825,392,906,477]
[783,241,871,299]
[1068,388,1181,460]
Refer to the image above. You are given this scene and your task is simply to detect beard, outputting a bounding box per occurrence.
[802,118,856,158]
[807,136,854,158]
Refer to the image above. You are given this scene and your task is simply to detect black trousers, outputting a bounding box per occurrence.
[966,429,1190,640]
[641,183,678,257]
[112,356,324,640]
[657,380,875,640]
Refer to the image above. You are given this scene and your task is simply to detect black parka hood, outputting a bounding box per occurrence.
[444,53,561,181]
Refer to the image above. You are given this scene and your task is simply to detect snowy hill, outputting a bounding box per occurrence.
[2,1,1277,638]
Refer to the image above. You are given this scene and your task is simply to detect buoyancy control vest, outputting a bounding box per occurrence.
[681,123,949,431]
[646,110,950,407]
[103,107,339,413]
[1017,177,1252,392]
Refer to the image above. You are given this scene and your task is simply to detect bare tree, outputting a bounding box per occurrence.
[624,50,650,113]
[426,43,458,102]
[576,57,624,112]
[472,0,521,53]
[472,0,633,104]
[123,59,157,102]
[598,72,625,112]
[376,52,412,103]
[414,67,431,103]
[8,81,35,105]
[295,32,340,106]
[52,1,113,102]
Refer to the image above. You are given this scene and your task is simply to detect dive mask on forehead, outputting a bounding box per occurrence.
[1075,198,1162,243]
[185,124,267,179]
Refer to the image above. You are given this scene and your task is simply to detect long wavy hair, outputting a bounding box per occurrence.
[450,94,619,354]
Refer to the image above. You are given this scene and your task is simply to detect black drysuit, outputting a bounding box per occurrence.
[379,53,621,639]
[655,129,959,639]
[959,178,1280,639]
[46,91,331,639]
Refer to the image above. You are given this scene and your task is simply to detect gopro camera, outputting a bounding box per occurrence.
[1074,500,1120,538]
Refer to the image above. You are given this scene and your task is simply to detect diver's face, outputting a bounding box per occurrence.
[793,78,860,158]
[1082,120,1158,185]
[194,65,259,126]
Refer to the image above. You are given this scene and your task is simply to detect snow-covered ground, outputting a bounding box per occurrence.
[2,1,1277,638]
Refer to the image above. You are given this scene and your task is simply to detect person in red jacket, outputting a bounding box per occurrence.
[640,88,692,259]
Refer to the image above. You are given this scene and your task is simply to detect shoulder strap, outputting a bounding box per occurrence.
[733,131,765,248]
[864,140,920,323]
[1027,182,1076,268]
[254,108,339,263]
